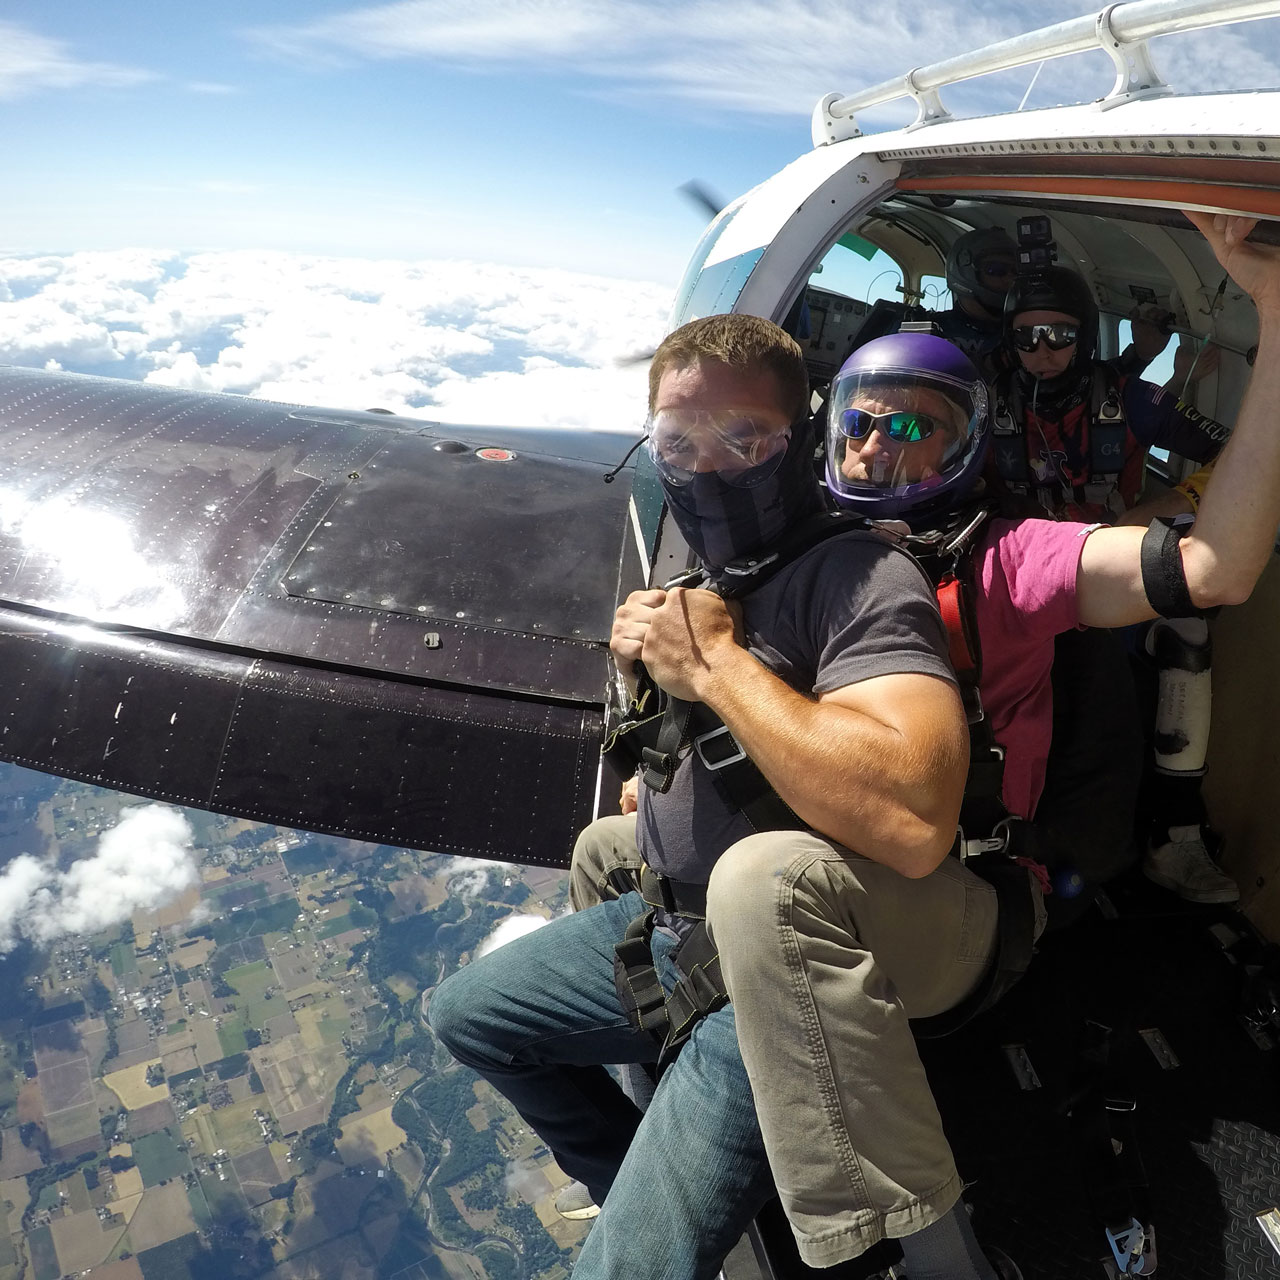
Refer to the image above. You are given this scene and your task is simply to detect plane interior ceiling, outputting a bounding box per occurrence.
[858,194,1266,361]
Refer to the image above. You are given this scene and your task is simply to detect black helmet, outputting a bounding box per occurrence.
[945,228,1018,315]
[1005,265,1098,365]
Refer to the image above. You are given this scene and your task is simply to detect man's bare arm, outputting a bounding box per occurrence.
[1077,213,1280,627]
[640,586,968,878]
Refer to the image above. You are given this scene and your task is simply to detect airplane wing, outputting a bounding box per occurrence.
[0,366,646,868]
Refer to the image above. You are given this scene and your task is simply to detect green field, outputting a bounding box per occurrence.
[209,899,299,947]
[34,1183,62,1212]
[134,1127,191,1187]
[197,1169,247,1226]
[317,904,378,940]
[223,960,279,1024]
[205,881,268,909]
[217,1017,249,1057]
[282,843,332,877]
[27,1225,57,1280]
[320,1014,350,1045]
[223,959,271,995]
[109,942,138,978]
[138,1233,204,1280]
[186,1182,212,1232]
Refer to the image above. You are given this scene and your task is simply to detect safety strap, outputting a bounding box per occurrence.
[640,696,697,793]
[1140,517,1199,618]
[611,512,869,810]
[1067,1023,1158,1275]
[613,910,669,1039]
[991,366,1127,503]
[612,867,728,1074]
[910,834,1039,1039]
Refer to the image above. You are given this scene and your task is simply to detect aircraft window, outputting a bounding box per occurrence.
[808,236,903,309]
[921,274,950,311]
[795,237,911,385]
[0,762,589,1273]
[1117,317,1178,389]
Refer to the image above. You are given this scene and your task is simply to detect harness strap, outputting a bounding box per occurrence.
[639,864,706,918]
[641,696,696,793]
[1067,1024,1157,1274]
[612,869,728,1074]
[911,832,1039,1040]
[686,704,801,833]
[612,910,668,1038]
[659,925,728,1069]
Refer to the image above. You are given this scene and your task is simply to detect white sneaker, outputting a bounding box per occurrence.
[1144,825,1240,904]
[554,1179,600,1220]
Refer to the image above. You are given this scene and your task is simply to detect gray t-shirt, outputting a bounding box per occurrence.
[636,530,955,885]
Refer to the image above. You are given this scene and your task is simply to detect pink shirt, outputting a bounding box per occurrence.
[972,517,1095,820]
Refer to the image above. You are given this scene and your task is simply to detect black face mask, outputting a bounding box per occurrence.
[659,423,822,577]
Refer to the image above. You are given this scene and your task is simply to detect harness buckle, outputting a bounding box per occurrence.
[1105,1218,1157,1275]
[693,724,748,771]
[957,810,1016,862]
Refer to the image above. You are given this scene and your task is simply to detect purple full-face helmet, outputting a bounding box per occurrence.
[825,332,990,521]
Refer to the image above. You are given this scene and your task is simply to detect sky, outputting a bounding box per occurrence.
[2,2,1279,427]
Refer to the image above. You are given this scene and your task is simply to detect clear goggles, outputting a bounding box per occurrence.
[1012,322,1079,353]
[645,410,792,488]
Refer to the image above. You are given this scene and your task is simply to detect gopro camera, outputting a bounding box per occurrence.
[1016,216,1057,275]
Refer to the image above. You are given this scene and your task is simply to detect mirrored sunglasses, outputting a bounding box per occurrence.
[839,408,941,443]
[1012,322,1079,352]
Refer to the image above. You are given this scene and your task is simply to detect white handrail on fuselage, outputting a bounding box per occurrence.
[812,0,1280,144]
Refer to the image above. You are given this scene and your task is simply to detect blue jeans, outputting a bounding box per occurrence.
[427,890,773,1278]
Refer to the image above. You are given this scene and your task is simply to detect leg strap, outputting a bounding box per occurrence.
[911,850,1038,1039]
[612,891,729,1074]
[613,909,669,1040]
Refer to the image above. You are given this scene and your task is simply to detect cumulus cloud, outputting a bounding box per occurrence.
[0,805,198,953]
[439,855,514,904]
[475,914,549,958]
[248,0,1280,118]
[0,20,155,100]
[0,249,667,432]
[503,1158,547,1202]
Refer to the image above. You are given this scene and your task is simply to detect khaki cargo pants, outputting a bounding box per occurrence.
[570,814,1008,1267]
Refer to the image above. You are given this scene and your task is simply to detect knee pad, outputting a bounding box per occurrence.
[1145,616,1212,775]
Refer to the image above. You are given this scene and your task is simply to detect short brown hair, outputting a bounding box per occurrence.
[648,314,808,424]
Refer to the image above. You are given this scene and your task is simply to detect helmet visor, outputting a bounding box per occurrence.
[826,366,985,501]
[645,410,792,488]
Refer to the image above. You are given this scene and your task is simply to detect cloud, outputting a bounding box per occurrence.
[0,805,198,953]
[0,249,668,432]
[475,914,549,958]
[0,20,155,100]
[248,0,1280,118]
